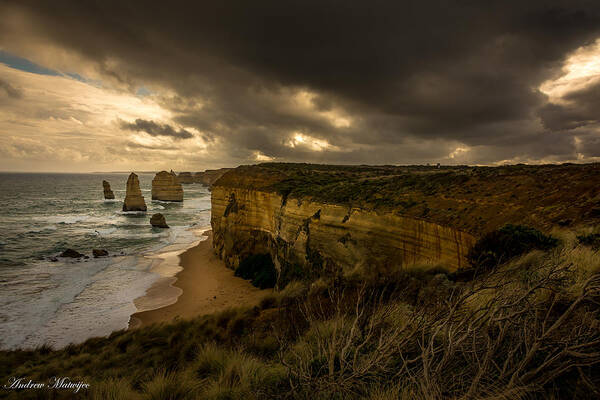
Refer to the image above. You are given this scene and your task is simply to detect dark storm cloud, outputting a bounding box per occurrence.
[0,79,22,98]
[539,81,600,131]
[120,119,193,140]
[3,0,600,164]
[576,131,600,157]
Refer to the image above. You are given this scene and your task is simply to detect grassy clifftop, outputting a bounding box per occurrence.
[215,163,600,235]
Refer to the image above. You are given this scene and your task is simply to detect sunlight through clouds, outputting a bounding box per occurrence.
[286,132,338,152]
[293,90,353,129]
[253,151,274,161]
[540,38,600,103]
[448,146,470,160]
[0,63,205,171]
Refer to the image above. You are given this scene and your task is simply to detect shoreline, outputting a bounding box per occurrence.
[129,230,270,329]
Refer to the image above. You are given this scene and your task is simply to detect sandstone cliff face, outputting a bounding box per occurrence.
[152,171,183,201]
[193,168,233,185]
[103,180,115,199]
[123,173,147,211]
[211,186,476,279]
[178,172,194,184]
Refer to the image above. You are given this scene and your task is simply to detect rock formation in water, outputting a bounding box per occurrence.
[193,168,233,186]
[103,180,115,199]
[123,173,147,211]
[93,249,109,258]
[151,171,183,202]
[60,249,84,258]
[177,172,194,184]
[150,213,169,228]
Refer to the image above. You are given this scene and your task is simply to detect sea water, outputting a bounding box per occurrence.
[0,173,211,349]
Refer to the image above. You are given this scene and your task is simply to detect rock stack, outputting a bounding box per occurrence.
[103,180,115,199]
[92,249,109,258]
[123,173,147,211]
[177,172,194,184]
[60,249,85,258]
[150,213,169,228]
[151,171,183,202]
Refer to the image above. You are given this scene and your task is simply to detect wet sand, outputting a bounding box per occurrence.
[129,231,270,328]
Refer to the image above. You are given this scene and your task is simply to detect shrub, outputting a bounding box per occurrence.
[259,293,279,309]
[277,281,308,305]
[141,370,200,400]
[279,263,306,288]
[194,343,227,377]
[235,254,277,289]
[200,349,285,399]
[467,224,558,271]
[89,378,140,400]
[577,233,600,249]
[278,262,600,399]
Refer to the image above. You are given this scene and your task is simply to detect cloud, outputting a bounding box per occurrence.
[0,79,22,98]
[120,118,193,140]
[539,80,600,131]
[0,63,207,172]
[1,1,600,169]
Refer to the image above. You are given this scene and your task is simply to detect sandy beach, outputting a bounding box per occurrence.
[129,230,271,329]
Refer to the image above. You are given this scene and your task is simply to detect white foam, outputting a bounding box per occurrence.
[94,227,117,236]
[0,181,212,350]
[25,225,58,233]
[36,214,111,225]
[40,215,91,224]
[131,228,209,314]
[8,256,157,349]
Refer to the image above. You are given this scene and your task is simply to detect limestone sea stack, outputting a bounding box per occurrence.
[123,173,147,212]
[177,172,194,184]
[103,180,115,199]
[151,171,183,202]
[150,213,169,228]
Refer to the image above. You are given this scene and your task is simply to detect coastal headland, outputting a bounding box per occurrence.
[3,163,599,399]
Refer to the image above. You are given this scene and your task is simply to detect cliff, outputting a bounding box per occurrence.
[212,186,475,277]
[152,171,183,201]
[102,180,114,199]
[123,173,147,211]
[193,168,233,186]
[211,163,600,280]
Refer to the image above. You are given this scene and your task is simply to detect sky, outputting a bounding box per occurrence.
[1,1,600,172]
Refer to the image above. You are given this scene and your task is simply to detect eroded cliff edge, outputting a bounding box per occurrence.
[210,163,600,281]
[212,185,476,278]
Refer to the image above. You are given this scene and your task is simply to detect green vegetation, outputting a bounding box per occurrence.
[216,162,600,236]
[269,168,470,208]
[2,229,599,399]
[235,254,277,289]
[467,224,558,271]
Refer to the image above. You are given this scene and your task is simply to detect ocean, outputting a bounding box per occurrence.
[0,173,211,350]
